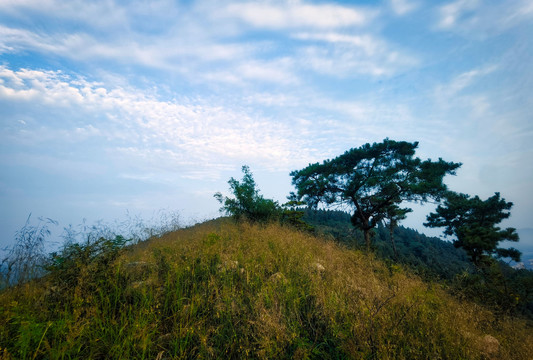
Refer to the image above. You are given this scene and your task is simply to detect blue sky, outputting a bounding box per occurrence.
[1,0,532,249]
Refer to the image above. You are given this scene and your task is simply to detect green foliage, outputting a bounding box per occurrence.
[46,235,129,283]
[425,191,521,268]
[214,166,313,231]
[279,200,315,232]
[451,261,533,317]
[291,139,460,249]
[215,165,282,224]
[303,209,473,280]
[374,223,474,280]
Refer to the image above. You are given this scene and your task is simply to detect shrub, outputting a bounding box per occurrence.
[214,165,282,223]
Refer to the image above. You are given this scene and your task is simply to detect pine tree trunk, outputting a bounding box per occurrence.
[364,229,371,251]
[389,221,399,260]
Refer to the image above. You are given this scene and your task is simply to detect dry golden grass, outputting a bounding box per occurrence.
[123,219,533,359]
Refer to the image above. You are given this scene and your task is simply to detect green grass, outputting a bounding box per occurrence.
[1,219,532,359]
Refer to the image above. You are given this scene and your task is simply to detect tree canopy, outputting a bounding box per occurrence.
[425,191,521,268]
[290,139,461,248]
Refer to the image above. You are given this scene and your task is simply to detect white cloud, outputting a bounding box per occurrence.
[0,0,133,31]
[436,0,533,35]
[294,33,417,77]
[435,65,497,99]
[389,0,418,16]
[431,65,501,124]
[0,25,255,73]
[293,32,379,55]
[223,1,374,29]
[498,0,533,29]
[199,57,298,86]
[437,0,480,29]
[0,66,316,177]
[0,26,53,55]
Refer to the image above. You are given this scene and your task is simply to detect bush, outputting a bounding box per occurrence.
[214,165,282,223]
[45,235,129,294]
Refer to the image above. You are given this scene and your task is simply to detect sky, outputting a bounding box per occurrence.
[1,0,532,250]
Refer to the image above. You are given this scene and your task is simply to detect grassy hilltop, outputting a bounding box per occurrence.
[1,219,532,359]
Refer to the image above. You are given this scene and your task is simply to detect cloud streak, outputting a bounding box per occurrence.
[436,0,533,36]
[222,1,374,29]
[293,32,417,76]
[389,0,419,16]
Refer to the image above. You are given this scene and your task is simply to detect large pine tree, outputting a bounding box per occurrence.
[290,139,460,249]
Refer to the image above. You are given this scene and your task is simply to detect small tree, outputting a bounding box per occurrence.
[290,139,460,249]
[215,166,281,223]
[424,191,521,268]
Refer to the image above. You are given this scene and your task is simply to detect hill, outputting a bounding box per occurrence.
[1,219,532,359]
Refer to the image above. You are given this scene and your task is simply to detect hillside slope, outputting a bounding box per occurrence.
[1,219,532,359]
[302,209,473,279]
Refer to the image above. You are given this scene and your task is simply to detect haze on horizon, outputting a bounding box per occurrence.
[1,0,532,249]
